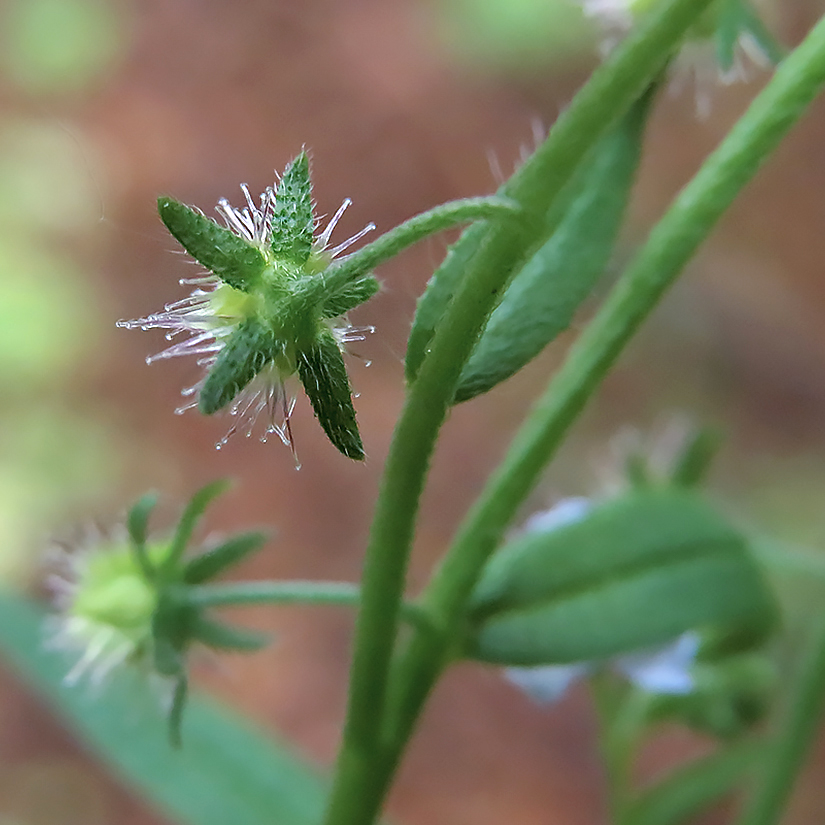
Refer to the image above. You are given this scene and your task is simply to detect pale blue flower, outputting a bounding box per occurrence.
[505,633,700,705]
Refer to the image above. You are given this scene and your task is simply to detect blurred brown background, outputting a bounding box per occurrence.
[2,0,825,823]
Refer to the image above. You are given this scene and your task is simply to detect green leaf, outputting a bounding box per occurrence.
[199,318,280,415]
[184,531,269,584]
[158,197,266,292]
[404,220,492,383]
[190,614,271,652]
[454,90,650,403]
[298,328,364,460]
[472,490,738,612]
[271,153,315,266]
[715,0,741,74]
[151,591,190,676]
[737,1,785,65]
[167,479,232,574]
[169,674,188,748]
[321,275,380,318]
[468,490,776,665]
[0,593,327,825]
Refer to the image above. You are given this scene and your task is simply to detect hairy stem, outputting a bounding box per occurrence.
[385,7,825,780]
[185,581,429,629]
[320,196,521,294]
[322,1,717,823]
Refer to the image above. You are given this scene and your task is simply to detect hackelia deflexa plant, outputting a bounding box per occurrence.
[119,152,377,461]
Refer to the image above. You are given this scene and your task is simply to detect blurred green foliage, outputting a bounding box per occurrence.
[0,119,103,234]
[0,0,127,584]
[438,0,596,71]
[1,0,126,95]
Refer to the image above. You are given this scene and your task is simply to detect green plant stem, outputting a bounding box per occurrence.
[319,196,521,293]
[322,2,716,823]
[737,612,825,825]
[591,677,652,825]
[185,581,429,629]
[630,740,762,825]
[385,7,825,780]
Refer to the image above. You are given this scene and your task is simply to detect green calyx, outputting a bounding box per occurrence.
[158,151,375,459]
[122,485,271,744]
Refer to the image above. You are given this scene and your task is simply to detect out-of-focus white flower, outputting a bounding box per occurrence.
[505,632,700,704]
[580,0,781,117]
[521,496,592,534]
[613,631,700,693]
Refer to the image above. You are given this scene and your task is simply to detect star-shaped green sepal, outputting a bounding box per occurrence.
[151,153,377,460]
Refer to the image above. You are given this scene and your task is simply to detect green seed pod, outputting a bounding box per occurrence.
[158,197,266,292]
[298,327,364,460]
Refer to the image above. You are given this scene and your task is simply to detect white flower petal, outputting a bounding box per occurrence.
[523,497,592,534]
[504,663,591,704]
[615,632,700,695]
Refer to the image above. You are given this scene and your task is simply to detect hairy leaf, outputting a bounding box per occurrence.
[0,594,326,825]
[184,531,269,585]
[469,490,776,665]
[454,92,651,402]
[198,319,279,415]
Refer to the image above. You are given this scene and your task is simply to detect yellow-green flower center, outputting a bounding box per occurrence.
[70,542,168,642]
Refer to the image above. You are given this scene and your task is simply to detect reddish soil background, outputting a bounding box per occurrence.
[3,1,825,824]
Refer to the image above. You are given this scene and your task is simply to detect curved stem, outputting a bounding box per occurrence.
[629,741,763,825]
[322,1,717,823]
[320,196,521,293]
[185,581,430,630]
[385,7,825,771]
[737,611,825,825]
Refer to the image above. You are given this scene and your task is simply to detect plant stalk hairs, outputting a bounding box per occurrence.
[9,2,825,825]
